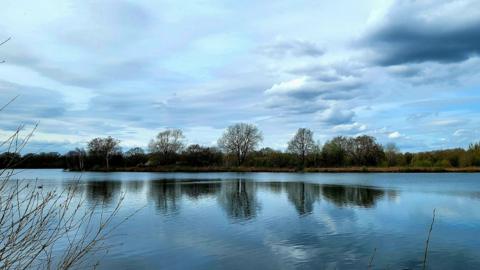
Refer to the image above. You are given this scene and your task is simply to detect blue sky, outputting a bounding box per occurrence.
[1,0,480,153]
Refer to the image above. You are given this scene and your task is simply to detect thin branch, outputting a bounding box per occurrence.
[0,37,11,47]
[422,208,436,270]
[0,96,19,112]
[0,37,11,63]
[367,247,376,270]
[0,97,134,269]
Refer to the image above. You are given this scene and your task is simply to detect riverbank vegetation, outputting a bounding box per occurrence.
[2,124,480,172]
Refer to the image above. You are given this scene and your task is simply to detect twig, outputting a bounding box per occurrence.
[0,37,11,63]
[422,208,436,270]
[0,97,135,270]
[0,96,19,112]
[0,37,11,47]
[367,247,376,270]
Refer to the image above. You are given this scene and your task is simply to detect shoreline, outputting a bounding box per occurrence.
[63,166,480,173]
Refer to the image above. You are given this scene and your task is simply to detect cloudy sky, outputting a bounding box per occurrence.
[1,0,480,153]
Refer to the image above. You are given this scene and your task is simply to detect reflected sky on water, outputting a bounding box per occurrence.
[11,170,480,270]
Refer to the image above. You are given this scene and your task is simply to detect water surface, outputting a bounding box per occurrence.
[11,170,480,269]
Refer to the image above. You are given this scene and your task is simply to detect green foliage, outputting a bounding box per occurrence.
[5,129,480,170]
[321,136,348,166]
[321,136,384,167]
[246,148,296,168]
[181,144,223,166]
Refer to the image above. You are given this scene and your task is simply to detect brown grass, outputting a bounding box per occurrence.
[77,166,480,173]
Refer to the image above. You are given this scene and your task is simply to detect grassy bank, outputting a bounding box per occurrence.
[69,166,480,173]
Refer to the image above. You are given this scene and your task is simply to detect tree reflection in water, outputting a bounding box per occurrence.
[217,180,259,220]
[283,182,321,216]
[148,181,182,214]
[321,185,386,208]
[258,182,389,214]
[86,180,122,205]
[112,179,394,219]
[124,180,145,194]
[180,181,221,200]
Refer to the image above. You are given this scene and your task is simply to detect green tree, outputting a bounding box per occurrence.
[321,136,350,166]
[350,135,385,166]
[182,144,223,166]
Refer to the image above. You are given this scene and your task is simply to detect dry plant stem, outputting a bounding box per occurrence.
[0,98,134,269]
[0,37,10,47]
[367,247,376,270]
[422,208,436,270]
[0,160,128,270]
[0,95,18,112]
[0,37,11,63]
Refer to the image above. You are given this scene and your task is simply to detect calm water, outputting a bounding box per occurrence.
[10,169,480,269]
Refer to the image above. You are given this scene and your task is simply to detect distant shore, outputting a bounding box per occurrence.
[66,166,480,173]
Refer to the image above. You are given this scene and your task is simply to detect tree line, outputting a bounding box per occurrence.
[2,123,480,170]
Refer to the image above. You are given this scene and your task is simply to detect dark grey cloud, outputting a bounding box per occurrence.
[260,39,324,58]
[265,95,328,115]
[0,80,67,120]
[362,1,480,66]
[3,45,154,88]
[385,57,480,86]
[316,106,355,125]
[386,65,422,78]
[265,76,365,102]
[263,60,367,118]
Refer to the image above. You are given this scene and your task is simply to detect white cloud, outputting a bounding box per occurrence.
[332,122,367,133]
[1,0,480,152]
[388,131,401,139]
[265,77,309,96]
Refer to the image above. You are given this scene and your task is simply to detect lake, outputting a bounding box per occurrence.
[9,169,480,269]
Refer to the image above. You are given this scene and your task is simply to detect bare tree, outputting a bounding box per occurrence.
[148,129,185,164]
[350,135,384,166]
[218,123,263,166]
[384,143,399,167]
[65,148,86,171]
[287,128,315,167]
[87,137,121,170]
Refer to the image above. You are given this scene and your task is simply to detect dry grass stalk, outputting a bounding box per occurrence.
[0,98,133,269]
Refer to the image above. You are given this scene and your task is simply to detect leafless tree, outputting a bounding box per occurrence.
[384,143,399,167]
[148,129,185,163]
[218,123,263,166]
[287,128,315,167]
[65,148,86,171]
[87,137,121,170]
